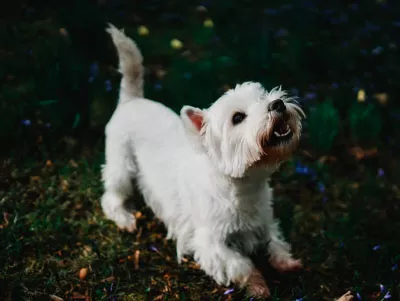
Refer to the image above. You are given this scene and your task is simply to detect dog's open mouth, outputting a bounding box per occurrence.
[263,118,293,148]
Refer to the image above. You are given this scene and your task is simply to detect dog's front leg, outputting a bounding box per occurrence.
[192,228,270,298]
[267,220,302,272]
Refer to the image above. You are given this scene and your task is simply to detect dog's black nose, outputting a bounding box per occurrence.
[267,99,286,113]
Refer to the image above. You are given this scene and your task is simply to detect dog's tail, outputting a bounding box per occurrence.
[106,23,144,102]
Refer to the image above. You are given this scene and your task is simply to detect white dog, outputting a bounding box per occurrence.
[101,24,305,298]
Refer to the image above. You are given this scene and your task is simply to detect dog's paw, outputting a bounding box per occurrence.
[114,211,137,232]
[269,256,302,273]
[246,269,270,299]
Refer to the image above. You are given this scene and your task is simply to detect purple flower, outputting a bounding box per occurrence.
[390,112,400,120]
[295,164,309,175]
[150,246,158,252]
[378,168,384,177]
[224,288,234,295]
[304,92,317,100]
[89,62,99,77]
[356,292,361,300]
[373,245,381,251]
[391,264,398,271]
[349,3,359,11]
[365,22,380,32]
[295,298,304,301]
[330,18,339,25]
[372,46,383,55]
[384,291,391,299]
[105,80,112,92]
[393,21,400,28]
[380,284,386,292]
[22,119,31,126]
[317,182,325,192]
[264,8,278,15]
[275,28,289,38]
[295,162,317,178]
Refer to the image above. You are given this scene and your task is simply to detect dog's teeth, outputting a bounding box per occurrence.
[281,129,291,136]
[274,131,281,137]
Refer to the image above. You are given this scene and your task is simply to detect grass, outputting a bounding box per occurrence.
[1,2,400,299]
[1,143,399,301]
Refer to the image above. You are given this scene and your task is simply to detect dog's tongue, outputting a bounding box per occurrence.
[275,120,288,134]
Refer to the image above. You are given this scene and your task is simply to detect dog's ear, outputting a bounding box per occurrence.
[180,106,205,134]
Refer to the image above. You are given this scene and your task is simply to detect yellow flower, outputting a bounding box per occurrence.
[357,89,365,102]
[138,26,149,36]
[59,28,68,37]
[204,18,214,28]
[170,39,183,49]
[373,93,388,105]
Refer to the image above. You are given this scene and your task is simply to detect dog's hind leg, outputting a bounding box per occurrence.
[101,131,137,232]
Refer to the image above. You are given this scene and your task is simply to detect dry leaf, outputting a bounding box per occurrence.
[72,292,86,299]
[69,160,79,168]
[134,250,140,270]
[336,291,353,301]
[79,268,88,280]
[49,295,64,301]
[100,276,115,283]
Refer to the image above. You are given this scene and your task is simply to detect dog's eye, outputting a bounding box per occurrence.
[232,112,246,125]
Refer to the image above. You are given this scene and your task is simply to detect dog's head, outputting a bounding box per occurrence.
[181,82,305,178]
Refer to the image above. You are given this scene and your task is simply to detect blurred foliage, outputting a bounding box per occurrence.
[349,102,382,142]
[307,100,340,153]
[1,0,400,155]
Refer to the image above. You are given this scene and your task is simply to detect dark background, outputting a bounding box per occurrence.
[0,1,399,300]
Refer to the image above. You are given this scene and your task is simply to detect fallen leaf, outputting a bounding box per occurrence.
[373,92,388,105]
[79,268,88,280]
[100,276,115,283]
[134,250,140,270]
[69,160,79,168]
[336,291,353,301]
[72,292,86,299]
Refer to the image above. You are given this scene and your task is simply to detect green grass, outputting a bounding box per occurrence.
[1,146,399,301]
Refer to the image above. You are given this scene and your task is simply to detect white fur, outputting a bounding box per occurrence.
[101,24,304,291]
